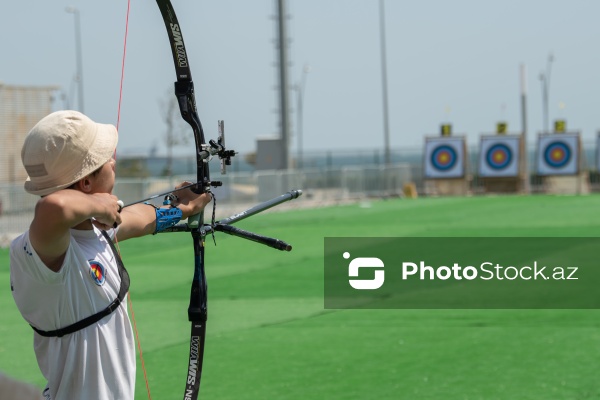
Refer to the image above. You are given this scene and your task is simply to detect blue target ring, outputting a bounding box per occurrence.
[544,141,571,168]
[431,145,457,171]
[485,143,512,170]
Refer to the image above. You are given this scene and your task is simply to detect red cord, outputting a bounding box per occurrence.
[115,1,153,399]
[128,292,153,400]
[116,0,131,132]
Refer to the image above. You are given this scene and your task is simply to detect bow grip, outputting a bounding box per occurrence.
[188,212,201,229]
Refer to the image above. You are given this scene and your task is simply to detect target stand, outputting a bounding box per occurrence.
[477,134,526,193]
[536,132,589,194]
[423,136,470,196]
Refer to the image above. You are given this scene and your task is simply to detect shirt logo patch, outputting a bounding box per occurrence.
[89,261,106,286]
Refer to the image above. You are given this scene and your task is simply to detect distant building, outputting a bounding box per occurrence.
[0,83,58,183]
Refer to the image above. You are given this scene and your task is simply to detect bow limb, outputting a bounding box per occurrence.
[155,1,208,399]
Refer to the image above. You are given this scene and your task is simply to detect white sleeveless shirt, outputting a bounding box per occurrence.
[10,227,135,400]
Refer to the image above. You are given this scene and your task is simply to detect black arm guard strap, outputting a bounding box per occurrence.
[30,230,130,338]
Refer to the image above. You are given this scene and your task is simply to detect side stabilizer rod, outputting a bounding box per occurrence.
[209,224,292,251]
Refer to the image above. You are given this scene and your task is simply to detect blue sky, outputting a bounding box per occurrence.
[2,0,599,157]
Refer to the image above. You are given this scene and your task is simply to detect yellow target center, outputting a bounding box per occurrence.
[552,150,563,160]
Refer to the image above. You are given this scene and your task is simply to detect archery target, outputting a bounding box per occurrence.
[537,133,579,176]
[487,144,512,168]
[424,137,466,178]
[478,136,520,177]
[431,145,457,171]
[544,142,570,168]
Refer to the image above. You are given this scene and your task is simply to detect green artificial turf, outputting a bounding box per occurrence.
[1,194,600,399]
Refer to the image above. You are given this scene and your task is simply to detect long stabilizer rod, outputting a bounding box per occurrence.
[217,189,302,226]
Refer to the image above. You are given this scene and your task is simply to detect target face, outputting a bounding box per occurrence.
[424,137,465,178]
[478,136,520,177]
[430,145,457,171]
[537,133,579,176]
[543,141,571,168]
[486,144,512,170]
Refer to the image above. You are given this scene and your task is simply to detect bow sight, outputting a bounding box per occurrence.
[199,120,237,189]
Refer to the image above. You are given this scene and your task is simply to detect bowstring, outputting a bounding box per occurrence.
[114,1,154,399]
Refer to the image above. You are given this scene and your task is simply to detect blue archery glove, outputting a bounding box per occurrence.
[147,203,183,234]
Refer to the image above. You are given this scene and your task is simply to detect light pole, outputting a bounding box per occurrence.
[275,0,291,169]
[66,6,84,113]
[379,0,391,166]
[295,64,311,169]
[538,53,554,133]
[520,64,530,194]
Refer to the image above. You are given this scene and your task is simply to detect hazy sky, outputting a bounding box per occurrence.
[2,0,600,157]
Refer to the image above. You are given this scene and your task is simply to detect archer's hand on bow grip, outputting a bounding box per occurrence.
[171,183,212,229]
[188,191,213,229]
